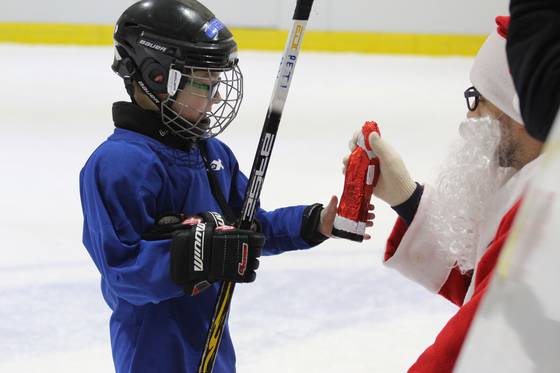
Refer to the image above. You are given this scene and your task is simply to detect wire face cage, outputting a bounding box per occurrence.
[161,64,243,141]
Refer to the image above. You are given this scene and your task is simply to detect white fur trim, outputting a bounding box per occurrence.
[357,133,366,151]
[470,31,524,125]
[384,186,455,293]
[366,165,375,185]
[357,133,375,158]
[513,93,521,120]
[385,158,542,298]
[333,215,366,235]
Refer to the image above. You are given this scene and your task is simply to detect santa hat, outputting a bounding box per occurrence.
[469,16,523,124]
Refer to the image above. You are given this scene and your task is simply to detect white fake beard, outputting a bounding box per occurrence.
[427,116,515,273]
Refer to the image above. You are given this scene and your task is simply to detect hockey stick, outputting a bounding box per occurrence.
[197,1,315,372]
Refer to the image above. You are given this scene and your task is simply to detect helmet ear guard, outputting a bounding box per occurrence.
[139,59,168,94]
[113,44,170,96]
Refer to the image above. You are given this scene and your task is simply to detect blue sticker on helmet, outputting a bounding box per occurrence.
[205,18,225,38]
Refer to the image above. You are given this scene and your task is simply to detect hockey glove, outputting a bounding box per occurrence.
[144,212,264,296]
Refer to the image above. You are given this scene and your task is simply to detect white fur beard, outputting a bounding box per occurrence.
[426,117,514,273]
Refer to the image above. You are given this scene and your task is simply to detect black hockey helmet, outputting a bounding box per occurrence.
[112,0,243,140]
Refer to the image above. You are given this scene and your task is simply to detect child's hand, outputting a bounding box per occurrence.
[318,195,338,237]
[318,196,375,240]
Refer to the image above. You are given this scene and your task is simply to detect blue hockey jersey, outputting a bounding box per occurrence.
[80,104,314,373]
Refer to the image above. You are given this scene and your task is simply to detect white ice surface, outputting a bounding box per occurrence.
[0,45,471,372]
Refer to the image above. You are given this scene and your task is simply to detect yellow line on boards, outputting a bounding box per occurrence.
[0,23,114,46]
[0,23,485,56]
[300,31,486,56]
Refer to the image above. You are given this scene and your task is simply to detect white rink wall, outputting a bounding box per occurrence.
[1,0,508,34]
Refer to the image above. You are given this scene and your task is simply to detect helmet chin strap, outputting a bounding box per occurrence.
[116,57,171,110]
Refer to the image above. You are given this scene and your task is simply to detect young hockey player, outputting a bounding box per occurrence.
[79,1,342,372]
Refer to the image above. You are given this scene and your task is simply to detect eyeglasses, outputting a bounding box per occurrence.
[464,86,481,112]
[168,64,222,99]
[190,78,221,98]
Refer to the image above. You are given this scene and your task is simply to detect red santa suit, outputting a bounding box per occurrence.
[384,157,541,372]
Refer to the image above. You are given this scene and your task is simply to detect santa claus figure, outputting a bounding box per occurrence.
[333,121,380,241]
[345,16,546,372]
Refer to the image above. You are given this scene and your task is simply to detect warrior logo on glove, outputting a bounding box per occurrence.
[193,223,206,272]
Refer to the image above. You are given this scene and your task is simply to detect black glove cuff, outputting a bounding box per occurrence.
[300,203,329,246]
[392,182,424,226]
[169,230,193,286]
[170,224,213,293]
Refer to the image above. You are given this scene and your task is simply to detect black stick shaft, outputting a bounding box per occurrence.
[197,1,314,372]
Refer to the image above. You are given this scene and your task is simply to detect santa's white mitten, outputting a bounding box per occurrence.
[368,132,416,206]
[343,131,416,207]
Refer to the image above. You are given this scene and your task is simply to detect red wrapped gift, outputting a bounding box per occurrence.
[333,121,380,241]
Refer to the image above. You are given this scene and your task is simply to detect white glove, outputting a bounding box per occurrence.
[343,131,416,207]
